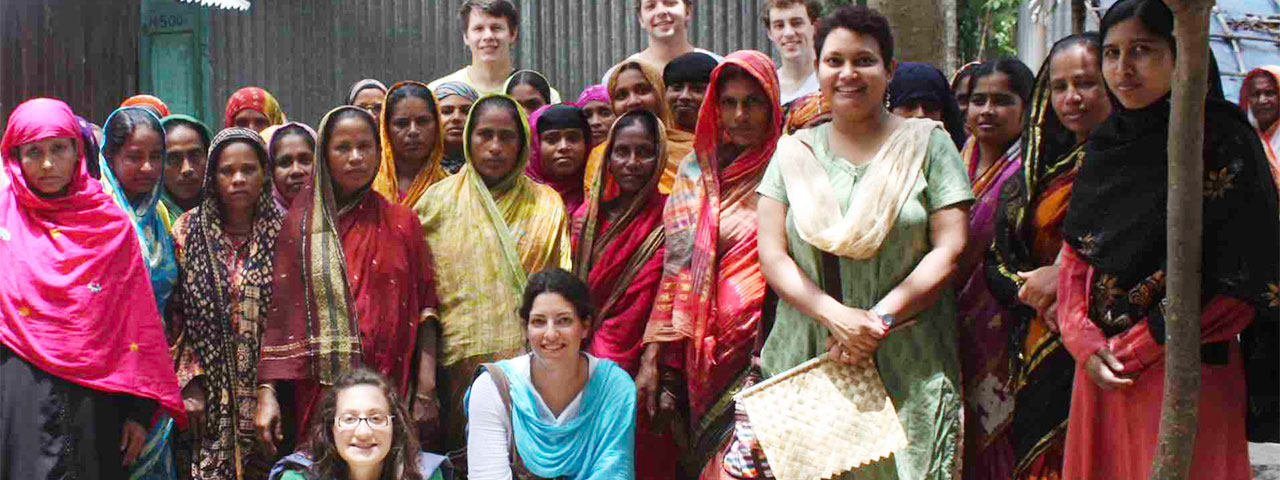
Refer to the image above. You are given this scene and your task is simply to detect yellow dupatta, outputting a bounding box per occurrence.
[583,59,693,195]
[372,81,448,206]
[413,94,572,365]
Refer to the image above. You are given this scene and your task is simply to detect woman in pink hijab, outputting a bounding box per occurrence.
[0,98,184,479]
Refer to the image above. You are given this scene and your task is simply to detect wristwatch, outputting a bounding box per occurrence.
[872,307,897,328]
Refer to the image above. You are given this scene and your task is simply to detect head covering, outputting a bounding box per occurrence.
[654,50,782,417]
[663,51,719,86]
[435,81,481,103]
[75,116,102,178]
[576,84,610,107]
[951,61,983,91]
[261,121,319,212]
[888,62,967,148]
[122,94,171,118]
[0,98,184,424]
[475,358,637,479]
[1238,66,1280,189]
[571,111,671,372]
[526,103,591,213]
[172,127,282,478]
[347,78,388,105]
[158,114,214,223]
[97,106,179,314]
[222,86,287,128]
[372,81,448,206]
[259,106,375,386]
[607,60,674,124]
[583,59,693,195]
[414,94,572,367]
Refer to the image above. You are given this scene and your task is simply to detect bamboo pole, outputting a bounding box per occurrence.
[1151,0,1214,478]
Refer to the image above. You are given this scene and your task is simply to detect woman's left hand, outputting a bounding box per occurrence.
[1017,265,1059,312]
[120,419,146,467]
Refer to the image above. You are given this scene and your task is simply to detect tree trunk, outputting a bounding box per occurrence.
[1152,0,1214,479]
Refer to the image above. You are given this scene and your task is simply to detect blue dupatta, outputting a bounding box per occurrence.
[487,356,637,480]
[97,107,178,314]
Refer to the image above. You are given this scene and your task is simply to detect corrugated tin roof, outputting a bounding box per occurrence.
[180,0,250,11]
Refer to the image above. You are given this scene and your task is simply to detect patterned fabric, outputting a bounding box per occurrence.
[575,84,609,107]
[414,94,571,451]
[0,98,184,422]
[222,86,286,129]
[98,106,180,315]
[260,106,440,439]
[123,94,171,118]
[781,91,831,135]
[646,51,780,473]
[435,81,480,103]
[583,59,695,195]
[372,81,449,206]
[171,128,283,479]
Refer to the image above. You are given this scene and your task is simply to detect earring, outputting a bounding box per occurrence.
[884,90,892,109]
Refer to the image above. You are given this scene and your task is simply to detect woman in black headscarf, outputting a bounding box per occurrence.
[1056,0,1279,477]
[888,61,967,148]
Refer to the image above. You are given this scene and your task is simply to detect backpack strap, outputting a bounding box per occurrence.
[481,363,539,478]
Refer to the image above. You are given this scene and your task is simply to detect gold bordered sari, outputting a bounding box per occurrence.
[372,81,449,206]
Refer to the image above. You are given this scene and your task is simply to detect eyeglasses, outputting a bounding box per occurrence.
[334,413,394,430]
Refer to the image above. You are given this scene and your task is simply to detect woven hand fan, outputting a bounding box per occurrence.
[734,355,907,480]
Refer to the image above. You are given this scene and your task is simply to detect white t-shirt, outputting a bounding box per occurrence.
[429,66,563,103]
[780,71,820,106]
[600,48,724,85]
[465,354,601,480]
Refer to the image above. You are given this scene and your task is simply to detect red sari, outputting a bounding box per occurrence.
[259,106,439,439]
[572,109,674,480]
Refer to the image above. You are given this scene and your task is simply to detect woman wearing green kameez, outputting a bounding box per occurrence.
[754,6,972,479]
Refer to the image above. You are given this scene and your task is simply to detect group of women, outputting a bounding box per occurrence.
[1,1,1277,479]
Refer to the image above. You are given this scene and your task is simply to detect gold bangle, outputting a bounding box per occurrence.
[257,383,276,393]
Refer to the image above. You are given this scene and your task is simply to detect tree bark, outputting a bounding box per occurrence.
[1152,0,1214,479]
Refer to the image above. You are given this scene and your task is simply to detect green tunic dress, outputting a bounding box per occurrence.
[756,123,972,480]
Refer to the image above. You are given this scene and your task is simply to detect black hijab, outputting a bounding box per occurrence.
[888,62,967,148]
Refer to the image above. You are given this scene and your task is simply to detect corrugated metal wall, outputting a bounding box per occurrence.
[207,0,777,127]
[1,0,141,130]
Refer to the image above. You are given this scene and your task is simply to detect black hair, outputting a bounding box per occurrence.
[305,367,424,480]
[715,64,756,90]
[103,108,163,160]
[322,108,378,153]
[468,96,528,151]
[967,58,1036,107]
[505,71,552,105]
[1022,33,1105,169]
[385,83,438,122]
[165,119,211,150]
[269,124,317,161]
[518,268,594,338]
[612,110,660,141]
[461,0,519,32]
[1100,0,1175,54]
[814,5,894,66]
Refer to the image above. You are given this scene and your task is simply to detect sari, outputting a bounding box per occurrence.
[170,128,284,480]
[954,136,1022,480]
[983,59,1080,480]
[261,122,319,214]
[159,114,213,229]
[583,59,695,195]
[528,104,591,215]
[781,91,831,135]
[123,94,172,118]
[223,86,286,129]
[0,98,185,476]
[1237,65,1280,193]
[413,94,572,453]
[1059,62,1278,476]
[646,51,779,476]
[435,81,481,174]
[572,110,675,480]
[259,106,440,439]
[347,78,388,105]
[371,81,449,206]
[98,106,180,316]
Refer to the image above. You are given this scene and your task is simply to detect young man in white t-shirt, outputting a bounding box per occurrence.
[430,0,560,101]
[763,0,822,106]
[601,0,722,84]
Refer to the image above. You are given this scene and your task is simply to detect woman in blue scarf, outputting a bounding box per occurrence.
[98,106,179,315]
[466,268,636,480]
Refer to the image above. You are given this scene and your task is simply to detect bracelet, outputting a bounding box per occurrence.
[257,383,276,393]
